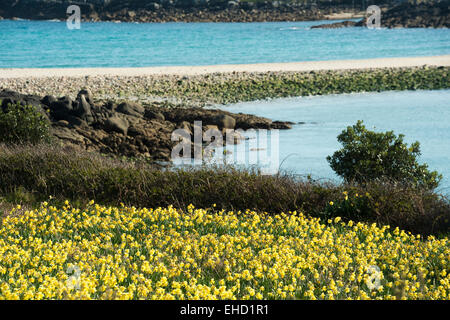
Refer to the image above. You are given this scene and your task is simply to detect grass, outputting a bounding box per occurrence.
[0,144,448,236]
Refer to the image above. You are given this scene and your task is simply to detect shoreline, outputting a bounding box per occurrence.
[0,12,364,23]
[0,2,365,23]
[1,55,450,79]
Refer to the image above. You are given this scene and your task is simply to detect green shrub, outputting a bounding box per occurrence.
[327,120,442,190]
[0,102,51,145]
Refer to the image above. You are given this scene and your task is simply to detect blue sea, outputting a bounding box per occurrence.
[0,19,449,68]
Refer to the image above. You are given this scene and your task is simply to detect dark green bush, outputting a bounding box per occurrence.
[0,102,51,145]
[0,145,448,236]
[327,120,442,190]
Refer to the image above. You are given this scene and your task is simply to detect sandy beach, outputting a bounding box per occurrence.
[1,55,449,79]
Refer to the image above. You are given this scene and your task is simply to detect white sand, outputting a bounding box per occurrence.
[1,55,449,79]
[323,12,364,19]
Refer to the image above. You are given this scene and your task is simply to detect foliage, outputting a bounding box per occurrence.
[0,102,51,145]
[327,120,442,190]
[323,191,372,220]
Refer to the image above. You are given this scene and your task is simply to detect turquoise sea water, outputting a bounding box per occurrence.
[218,90,450,193]
[0,20,449,68]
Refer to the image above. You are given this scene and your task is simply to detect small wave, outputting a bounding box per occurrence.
[279,27,302,31]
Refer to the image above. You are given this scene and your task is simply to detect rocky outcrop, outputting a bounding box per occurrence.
[0,89,293,162]
[0,89,49,119]
[3,1,446,26]
[311,1,449,29]
[311,20,358,29]
[0,0,366,22]
[371,1,449,28]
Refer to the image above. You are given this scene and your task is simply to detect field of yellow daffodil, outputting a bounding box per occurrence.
[0,202,448,300]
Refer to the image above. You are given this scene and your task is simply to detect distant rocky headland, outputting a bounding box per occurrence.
[0,0,371,22]
[1,1,447,27]
[311,1,449,28]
